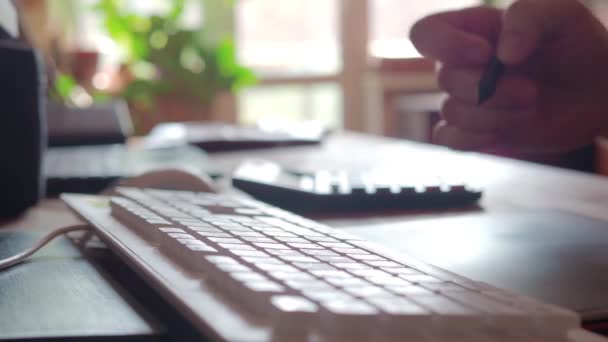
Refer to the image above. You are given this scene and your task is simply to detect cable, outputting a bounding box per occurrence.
[0,224,91,271]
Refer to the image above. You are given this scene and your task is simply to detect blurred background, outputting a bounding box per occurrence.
[16,0,608,139]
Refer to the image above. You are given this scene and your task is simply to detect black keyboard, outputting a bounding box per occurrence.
[232,160,482,213]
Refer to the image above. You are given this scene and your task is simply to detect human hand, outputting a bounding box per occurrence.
[410,0,608,155]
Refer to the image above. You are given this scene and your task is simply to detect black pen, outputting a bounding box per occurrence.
[478,56,505,105]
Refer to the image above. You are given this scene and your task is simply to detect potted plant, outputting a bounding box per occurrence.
[95,0,256,133]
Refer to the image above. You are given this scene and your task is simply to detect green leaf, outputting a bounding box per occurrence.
[231,66,257,91]
[215,38,238,77]
[92,0,257,107]
[54,73,77,99]
[168,0,185,23]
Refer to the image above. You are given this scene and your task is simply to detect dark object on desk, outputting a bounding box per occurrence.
[0,41,46,217]
[45,144,216,196]
[145,121,325,152]
[478,56,505,105]
[231,160,482,213]
[0,230,162,341]
[355,210,608,321]
[47,100,133,147]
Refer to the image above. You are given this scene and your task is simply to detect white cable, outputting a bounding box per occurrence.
[0,224,91,271]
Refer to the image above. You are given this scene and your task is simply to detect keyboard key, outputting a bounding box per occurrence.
[400,274,443,283]
[254,242,291,250]
[269,272,316,282]
[368,297,433,334]
[301,249,339,257]
[270,295,318,333]
[319,242,353,249]
[368,276,410,287]
[387,285,433,296]
[285,279,333,291]
[230,250,269,258]
[302,290,352,302]
[320,298,381,335]
[218,243,256,251]
[208,237,242,244]
[232,231,265,238]
[267,249,305,257]
[158,227,185,233]
[241,257,286,265]
[274,237,310,243]
[411,294,483,331]
[304,235,339,243]
[349,254,387,261]
[331,262,371,270]
[324,277,370,288]
[287,243,323,249]
[241,236,275,243]
[344,285,391,298]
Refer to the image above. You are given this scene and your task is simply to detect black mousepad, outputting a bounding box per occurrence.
[353,210,608,320]
[0,230,162,341]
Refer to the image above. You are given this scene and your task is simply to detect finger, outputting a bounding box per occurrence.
[437,66,537,108]
[498,0,592,64]
[410,7,501,66]
[441,96,534,135]
[433,120,498,151]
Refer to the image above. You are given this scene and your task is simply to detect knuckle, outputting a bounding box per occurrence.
[436,67,453,92]
[503,0,535,32]
[506,0,532,17]
[432,122,448,145]
[440,97,459,122]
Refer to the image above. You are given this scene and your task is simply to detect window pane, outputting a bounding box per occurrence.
[236,0,340,77]
[496,0,516,7]
[238,83,342,128]
[591,1,608,26]
[369,0,480,58]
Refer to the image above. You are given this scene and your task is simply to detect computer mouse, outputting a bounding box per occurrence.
[105,169,217,194]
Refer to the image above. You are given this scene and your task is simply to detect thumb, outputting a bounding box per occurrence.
[498,0,589,64]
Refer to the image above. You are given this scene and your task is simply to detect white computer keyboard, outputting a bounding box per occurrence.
[62,188,606,342]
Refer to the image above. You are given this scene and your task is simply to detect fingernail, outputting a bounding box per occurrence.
[498,31,524,64]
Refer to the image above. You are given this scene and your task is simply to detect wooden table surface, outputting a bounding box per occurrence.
[211,132,608,224]
[3,131,608,341]
[5,130,608,232]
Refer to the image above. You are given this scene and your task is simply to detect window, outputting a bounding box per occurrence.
[238,1,500,131]
[590,1,608,26]
[369,0,479,59]
[236,0,340,77]
[238,83,342,128]
[235,0,342,128]
[69,1,510,132]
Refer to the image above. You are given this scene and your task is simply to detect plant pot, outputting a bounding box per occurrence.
[128,91,237,134]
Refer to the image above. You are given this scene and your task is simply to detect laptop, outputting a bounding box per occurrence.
[45,144,218,196]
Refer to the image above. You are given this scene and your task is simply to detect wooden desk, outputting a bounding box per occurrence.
[3,131,608,340]
[7,130,608,233]
[209,132,608,224]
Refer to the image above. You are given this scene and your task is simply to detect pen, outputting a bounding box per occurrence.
[478,56,505,105]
